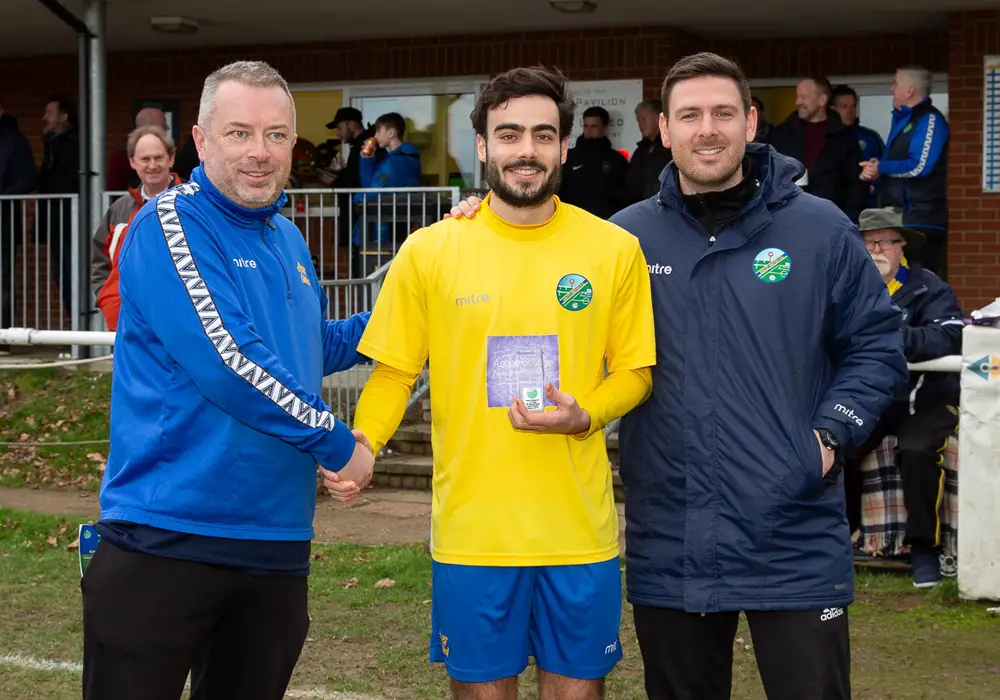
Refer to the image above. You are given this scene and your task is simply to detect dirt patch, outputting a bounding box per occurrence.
[0,487,100,519]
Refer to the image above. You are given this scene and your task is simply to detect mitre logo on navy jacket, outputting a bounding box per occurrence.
[612,143,907,614]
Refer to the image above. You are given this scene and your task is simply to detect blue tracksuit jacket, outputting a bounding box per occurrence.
[101,165,370,541]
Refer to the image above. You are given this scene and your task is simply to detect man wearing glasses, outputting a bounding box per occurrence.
[844,207,964,588]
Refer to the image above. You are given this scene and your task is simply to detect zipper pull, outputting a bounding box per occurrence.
[264,216,276,230]
[708,235,716,247]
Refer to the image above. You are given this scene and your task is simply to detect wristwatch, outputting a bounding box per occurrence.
[816,428,840,453]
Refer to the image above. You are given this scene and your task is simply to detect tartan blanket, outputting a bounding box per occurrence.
[856,435,959,558]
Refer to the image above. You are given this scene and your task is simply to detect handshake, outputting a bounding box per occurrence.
[321,430,374,503]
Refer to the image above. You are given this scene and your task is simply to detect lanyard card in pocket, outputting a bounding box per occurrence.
[78,524,101,577]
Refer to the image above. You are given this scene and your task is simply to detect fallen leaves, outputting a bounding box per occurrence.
[341,577,359,589]
[375,578,396,589]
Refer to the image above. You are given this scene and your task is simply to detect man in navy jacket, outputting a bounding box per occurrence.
[611,53,906,700]
[844,207,963,589]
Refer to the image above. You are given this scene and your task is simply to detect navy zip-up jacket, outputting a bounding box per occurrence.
[611,143,907,613]
[889,260,963,408]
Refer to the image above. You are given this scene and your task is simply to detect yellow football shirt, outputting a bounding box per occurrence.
[356,194,656,567]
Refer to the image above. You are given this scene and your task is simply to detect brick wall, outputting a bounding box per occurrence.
[0,26,948,169]
[947,11,1000,310]
[4,21,991,317]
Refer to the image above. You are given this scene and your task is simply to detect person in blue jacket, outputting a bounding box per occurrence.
[830,84,885,208]
[860,66,949,279]
[844,207,964,589]
[610,53,907,700]
[351,111,422,274]
[80,60,376,700]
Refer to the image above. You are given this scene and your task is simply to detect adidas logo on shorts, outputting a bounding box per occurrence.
[820,607,844,622]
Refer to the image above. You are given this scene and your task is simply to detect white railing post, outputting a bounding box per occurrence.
[956,324,1000,602]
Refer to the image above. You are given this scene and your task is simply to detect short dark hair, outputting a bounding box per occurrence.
[46,96,77,124]
[831,84,858,103]
[470,66,575,139]
[661,53,751,119]
[636,98,662,114]
[582,106,609,126]
[375,112,406,139]
[803,76,833,101]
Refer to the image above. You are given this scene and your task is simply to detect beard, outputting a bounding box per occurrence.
[203,141,290,210]
[871,255,892,276]
[486,152,561,209]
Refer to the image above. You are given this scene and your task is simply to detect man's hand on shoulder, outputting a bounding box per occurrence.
[321,429,374,502]
[444,195,483,220]
[508,382,592,436]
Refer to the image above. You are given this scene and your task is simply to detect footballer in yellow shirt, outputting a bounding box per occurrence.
[342,67,656,694]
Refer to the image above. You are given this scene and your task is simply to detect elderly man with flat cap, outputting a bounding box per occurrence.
[844,206,964,588]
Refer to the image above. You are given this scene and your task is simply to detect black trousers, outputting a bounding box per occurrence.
[844,401,956,554]
[81,540,310,700]
[633,605,851,700]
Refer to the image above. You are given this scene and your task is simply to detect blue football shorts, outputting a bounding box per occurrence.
[428,556,623,683]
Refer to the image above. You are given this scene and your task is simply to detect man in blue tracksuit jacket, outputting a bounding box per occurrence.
[861,67,949,279]
[351,111,421,275]
[81,61,376,700]
[611,53,907,700]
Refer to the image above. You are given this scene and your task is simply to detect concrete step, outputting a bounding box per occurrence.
[369,452,623,501]
[385,422,620,465]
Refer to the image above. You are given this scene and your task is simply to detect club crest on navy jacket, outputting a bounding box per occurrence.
[101,165,369,541]
[611,142,907,613]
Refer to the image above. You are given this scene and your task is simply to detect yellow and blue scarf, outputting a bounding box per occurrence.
[886,256,909,296]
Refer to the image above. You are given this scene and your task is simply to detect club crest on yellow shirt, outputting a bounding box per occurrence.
[297,262,311,286]
[556,273,592,311]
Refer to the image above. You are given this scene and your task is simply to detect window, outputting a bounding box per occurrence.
[351,93,477,188]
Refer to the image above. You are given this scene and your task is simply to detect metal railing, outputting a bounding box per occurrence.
[1,194,82,338]
[5,183,460,421]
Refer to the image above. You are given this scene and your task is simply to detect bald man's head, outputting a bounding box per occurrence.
[135,107,166,129]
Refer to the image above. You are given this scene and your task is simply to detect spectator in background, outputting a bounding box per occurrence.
[751,95,773,143]
[106,107,169,191]
[318,107,380,271]
[769,77,866,222]
[0,99,37,355]
[843,207,962,589]
[318,106,378,191]
[352,112,421,274]
[90,125,181,330]
[860,66,950,279]
[624,99,672,204]
[36,96,80,323]
[830,85,884,208]
[558,105,629,219]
